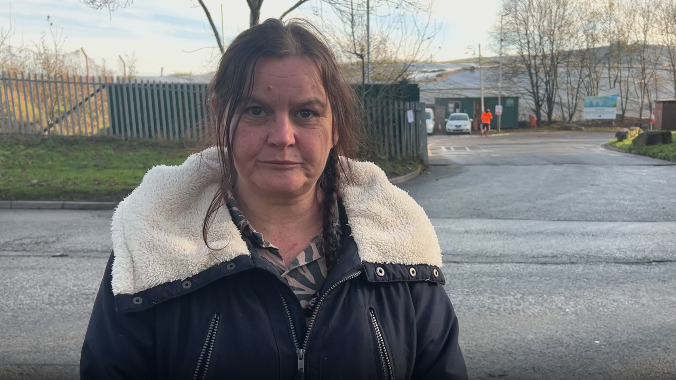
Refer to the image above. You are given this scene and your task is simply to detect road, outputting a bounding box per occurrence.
[1,132,675,379]
[400,132,676,379]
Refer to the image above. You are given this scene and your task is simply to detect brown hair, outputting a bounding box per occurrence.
[203,18,361,271]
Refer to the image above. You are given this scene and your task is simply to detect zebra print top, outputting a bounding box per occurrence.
[224,192,341,316]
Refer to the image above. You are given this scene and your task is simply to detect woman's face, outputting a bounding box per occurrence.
[230,57,335,201]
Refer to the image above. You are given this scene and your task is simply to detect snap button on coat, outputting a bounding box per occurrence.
[376,267,385,277]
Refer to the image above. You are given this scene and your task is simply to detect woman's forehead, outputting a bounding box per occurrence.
[252,57,324,89]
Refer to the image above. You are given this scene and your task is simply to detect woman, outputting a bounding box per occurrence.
[81,19,467,380]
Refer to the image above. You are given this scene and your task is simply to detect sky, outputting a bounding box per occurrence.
[1,0,500,76]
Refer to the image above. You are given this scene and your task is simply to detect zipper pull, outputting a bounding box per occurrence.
[296,348,306,376]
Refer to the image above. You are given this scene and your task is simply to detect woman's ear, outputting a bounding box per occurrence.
[332,125,339,147]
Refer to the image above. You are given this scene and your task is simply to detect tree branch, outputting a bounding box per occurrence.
[197,0,224,54]
[280,0,309,20]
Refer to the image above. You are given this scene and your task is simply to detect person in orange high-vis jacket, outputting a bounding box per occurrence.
[480,109,493,137]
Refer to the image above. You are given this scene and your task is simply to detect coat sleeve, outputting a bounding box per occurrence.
[80,252,157,380]
[409,282,468,380]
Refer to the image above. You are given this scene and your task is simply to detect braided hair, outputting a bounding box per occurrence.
[319,149,341,272]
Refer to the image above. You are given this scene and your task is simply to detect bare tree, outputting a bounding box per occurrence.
[81,0,226,53]
[625,0,661,121]
[316,0,436,86]
[657,0,676,98]
[0,5,16,70]
[500,0,579,125]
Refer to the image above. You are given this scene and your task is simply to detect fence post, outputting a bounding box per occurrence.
[422,102,428,164]
[101,76,109,135]
[158,82,168,140]
[26,73,38,134]
[1,71,12,134]
[74,75,84,135]
[138,79,149,139]
[152,81,162,139]
[178,83,188,141]
[84,75,94,135]
[14,72,24,134]
[203,84,212,141]
[20,72,30,134]
[92,76,101,134]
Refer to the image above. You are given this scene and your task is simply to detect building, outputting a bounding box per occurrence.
[434,96,520,129]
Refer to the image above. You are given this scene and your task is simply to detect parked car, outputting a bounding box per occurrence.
[446,113,472,134]
[425,108,435,134]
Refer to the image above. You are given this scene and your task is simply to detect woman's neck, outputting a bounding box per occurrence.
[233,184,323,260]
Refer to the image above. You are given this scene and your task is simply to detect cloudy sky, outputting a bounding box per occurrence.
[2,0,500,76]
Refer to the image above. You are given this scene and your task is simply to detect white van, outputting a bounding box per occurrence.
[425,108,435,134]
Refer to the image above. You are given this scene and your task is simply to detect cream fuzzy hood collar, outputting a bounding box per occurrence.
[111,148,441,295]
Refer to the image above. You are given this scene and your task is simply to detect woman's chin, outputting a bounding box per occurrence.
[253,177,315,198]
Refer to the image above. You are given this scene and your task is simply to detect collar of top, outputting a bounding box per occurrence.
[110,147,442,295]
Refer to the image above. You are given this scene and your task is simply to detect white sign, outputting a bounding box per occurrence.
[584,96,617,120]
[608,88,618,97]
[407,110,414,123]
[495,105,503,115]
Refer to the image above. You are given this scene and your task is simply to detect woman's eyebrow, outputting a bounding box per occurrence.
[294,99,327,108]
[241,96,327,108]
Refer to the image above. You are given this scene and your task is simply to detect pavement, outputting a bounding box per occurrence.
[1,132,675,379]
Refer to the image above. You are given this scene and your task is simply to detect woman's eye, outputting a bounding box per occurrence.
[299,110,315,119]
[247,107,264,116]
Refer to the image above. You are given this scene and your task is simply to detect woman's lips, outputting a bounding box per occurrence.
[260,160,301,167]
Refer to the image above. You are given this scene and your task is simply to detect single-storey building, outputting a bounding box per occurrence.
[433,96,520,129]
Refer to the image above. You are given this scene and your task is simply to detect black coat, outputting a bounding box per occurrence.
[80,150,467,380]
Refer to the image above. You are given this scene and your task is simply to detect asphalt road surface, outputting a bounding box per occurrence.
[401,132,676,379]
[1,132,675,379]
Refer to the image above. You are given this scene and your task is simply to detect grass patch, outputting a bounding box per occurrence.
[0,136,422,201]
[609,131,676,162]
[0,136,194,201]
[364,155,424,177]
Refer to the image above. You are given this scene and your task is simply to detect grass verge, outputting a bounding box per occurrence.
[608,132,676,162]
[363,155,424,178]
[0,136,423,201]
[0,136,194,201]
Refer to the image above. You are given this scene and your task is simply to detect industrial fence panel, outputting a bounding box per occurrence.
[363,97,428,161]
[0,71,114,136]
[0,72,213,140]
[0,72,426,160]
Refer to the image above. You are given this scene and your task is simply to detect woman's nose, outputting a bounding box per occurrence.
[268,113,295,147]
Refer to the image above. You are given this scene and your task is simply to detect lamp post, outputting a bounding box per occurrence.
[466,45,484,125]
[479,44,484,113]
[498,14,504,133]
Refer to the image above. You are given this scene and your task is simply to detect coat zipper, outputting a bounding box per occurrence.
[193,313,220,380]
[369,308,394,380]
[278,270,363,380]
